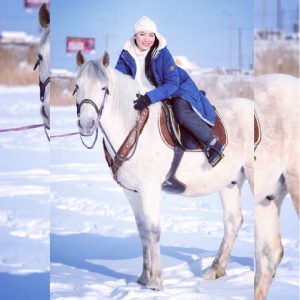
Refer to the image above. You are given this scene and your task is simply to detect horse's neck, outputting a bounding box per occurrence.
[39,29,50,78]
[101,69,139,152]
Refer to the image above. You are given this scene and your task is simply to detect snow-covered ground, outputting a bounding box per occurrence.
[0,86,49,300]
[0,86,298,299]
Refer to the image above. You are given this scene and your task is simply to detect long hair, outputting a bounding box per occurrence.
[134,36,160,87]
[145,36,159,87]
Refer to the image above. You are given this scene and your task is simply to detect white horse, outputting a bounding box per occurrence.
[254,73,299,300]
[74,51,254,290]
[35,3,50,130]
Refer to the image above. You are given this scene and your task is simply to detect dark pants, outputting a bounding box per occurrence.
[172,97,214,145]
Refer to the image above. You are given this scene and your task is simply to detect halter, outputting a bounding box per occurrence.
[74,86,109,149]
[34,58,50,141]
[34,59,50,103]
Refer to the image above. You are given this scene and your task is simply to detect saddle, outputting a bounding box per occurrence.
[254,110,261,150]
[159,100,227,150]
[159,100,228,194]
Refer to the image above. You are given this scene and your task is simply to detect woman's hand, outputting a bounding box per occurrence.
[133,95,151,111]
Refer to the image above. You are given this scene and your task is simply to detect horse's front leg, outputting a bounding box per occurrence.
[202,182,244,279]
[124,186,163,290]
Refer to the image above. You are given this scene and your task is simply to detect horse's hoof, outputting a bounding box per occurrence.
[137,272,150,286]
[202,268,226,280]
[146,277,163,291]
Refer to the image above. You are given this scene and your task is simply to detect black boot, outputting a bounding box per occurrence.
[204,136,224,167]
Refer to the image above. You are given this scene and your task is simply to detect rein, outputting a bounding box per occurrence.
[75,85,149,192]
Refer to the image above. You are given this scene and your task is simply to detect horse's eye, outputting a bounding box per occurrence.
[38,54,43,61]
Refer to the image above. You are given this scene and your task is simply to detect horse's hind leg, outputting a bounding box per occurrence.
[254,182,287,300]
[202,180,244,279]
[124,187,163,290]
[285,172,299,216]
[284,166,300,217]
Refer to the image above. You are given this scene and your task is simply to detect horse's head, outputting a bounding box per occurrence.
[75,50,110,137]
[35,3,50,130]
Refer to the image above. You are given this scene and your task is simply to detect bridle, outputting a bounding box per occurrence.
[33,59,50,103]
[74,85,141,163]
[74,86,109,149]
[34,58,50,141]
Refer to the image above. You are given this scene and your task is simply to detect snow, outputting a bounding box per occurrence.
[0,86,298,299]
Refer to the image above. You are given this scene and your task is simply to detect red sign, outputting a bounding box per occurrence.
[66,37,95,53]
[24,0,50,7]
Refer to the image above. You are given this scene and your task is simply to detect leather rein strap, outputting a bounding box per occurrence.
[75,85,149,192]
[103,107,149,192]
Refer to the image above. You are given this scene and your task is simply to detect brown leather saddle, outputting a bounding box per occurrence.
[159,100,228,194]
[159,100,228,151]
[254,110,261,150]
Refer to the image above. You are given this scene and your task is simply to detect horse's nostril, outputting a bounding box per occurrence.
[78,120,83,129]
[90,120,95,129]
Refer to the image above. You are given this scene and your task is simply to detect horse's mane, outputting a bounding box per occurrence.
[78,59,139,133]
[78,60,108,84]
[39,27,49,49]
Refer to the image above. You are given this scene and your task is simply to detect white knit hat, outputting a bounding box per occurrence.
[133,16,158,35]
[132,16,167,48]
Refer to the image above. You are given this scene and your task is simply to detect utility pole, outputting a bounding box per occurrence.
[277,0,282,31]
[222,10,232,71]
[238,28,242,70]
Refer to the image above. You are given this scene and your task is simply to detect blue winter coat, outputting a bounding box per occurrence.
[115,46,216,126]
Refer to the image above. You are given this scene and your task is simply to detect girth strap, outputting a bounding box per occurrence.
[103,108,149,191]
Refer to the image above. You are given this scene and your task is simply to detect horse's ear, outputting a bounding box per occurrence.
[76,50,85,67]
[39,3,50,28]
[102,51,110,67]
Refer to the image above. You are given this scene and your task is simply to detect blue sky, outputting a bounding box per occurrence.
[0,0,298,72]
[51,0,254,72]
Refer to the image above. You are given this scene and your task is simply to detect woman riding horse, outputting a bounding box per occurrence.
[115,16,224,167]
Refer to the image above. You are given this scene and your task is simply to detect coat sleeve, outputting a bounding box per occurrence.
[115,50,131,76]
[146,48,179,103]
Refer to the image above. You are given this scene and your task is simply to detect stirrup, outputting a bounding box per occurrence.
[209,151,225,167]
[205,143,225,167]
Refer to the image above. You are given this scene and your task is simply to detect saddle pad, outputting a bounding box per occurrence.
[159,105,228,151]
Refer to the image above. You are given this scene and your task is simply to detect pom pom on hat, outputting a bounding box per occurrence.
[133,16,158,35]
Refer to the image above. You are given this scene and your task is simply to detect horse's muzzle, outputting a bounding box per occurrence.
[77,119,96,136]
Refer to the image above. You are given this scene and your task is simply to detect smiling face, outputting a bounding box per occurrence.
[134,31,156,51]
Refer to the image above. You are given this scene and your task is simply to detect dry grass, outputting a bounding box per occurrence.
[254,40,299,77]
[51,77,76,106]
[192,74,254,102]
[0,44,39,85]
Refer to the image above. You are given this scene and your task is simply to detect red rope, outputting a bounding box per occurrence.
[50,132,79,139]
[0,124,44,132]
